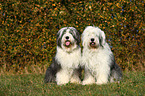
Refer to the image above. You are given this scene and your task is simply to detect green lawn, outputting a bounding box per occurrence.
[0,71,144,96]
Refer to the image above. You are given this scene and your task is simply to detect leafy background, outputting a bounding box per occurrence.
[0,0,144,74]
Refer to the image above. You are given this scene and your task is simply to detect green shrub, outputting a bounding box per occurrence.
[0,0,144,73]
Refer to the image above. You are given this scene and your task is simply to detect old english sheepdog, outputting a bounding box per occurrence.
[81,26,122,85]
[44,27,81,85]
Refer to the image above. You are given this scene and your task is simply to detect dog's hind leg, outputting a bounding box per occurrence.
[95,67,110,85]
[56,69,70,85]
[44,57,61,83]
[44,67,56,83]
[70,68,82,84]
[82,68,95,85]
[110,63,123,82]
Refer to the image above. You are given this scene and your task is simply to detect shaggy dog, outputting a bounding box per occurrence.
[81,26,122,85]
[44,27,81,85]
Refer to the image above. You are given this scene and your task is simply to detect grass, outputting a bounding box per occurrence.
[0,71,144,96]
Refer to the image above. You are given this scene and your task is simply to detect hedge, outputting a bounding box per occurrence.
[0,0,144,73]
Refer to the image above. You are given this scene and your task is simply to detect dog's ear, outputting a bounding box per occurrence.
[81,34,85,47]
[57,28,63,39]
[70,27,81,44]
[82,41,85,47]
[99,30,106,47]
[57,31,61,47]
[75,30,81,44]
[57,28,65,47]
[57,30,60,39]
[57,27,68,38]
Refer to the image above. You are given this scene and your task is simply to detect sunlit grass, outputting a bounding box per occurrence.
[0,71,144,96]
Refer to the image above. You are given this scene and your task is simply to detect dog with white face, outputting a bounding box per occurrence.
[81,26,122,85]
[44,27,81,85]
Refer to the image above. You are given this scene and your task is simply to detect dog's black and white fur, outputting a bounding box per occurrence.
[81,26,122,85]
[44,27,81,85]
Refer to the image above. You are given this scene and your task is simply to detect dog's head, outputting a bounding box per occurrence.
[57,27,80,52]
[82,26,106,49]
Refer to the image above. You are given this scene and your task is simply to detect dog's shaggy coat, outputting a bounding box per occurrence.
[44,27,81,85]
[81,26,122,85]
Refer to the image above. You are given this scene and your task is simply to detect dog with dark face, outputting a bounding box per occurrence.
[44,27,81,85]
[81,26,122,85]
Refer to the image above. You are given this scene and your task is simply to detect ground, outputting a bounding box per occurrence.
[0,71,144,96]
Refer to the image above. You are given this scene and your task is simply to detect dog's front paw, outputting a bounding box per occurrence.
[82,80,95,85]
[57,81,69,85]
[96,80,107,85]
[70,78,81,84]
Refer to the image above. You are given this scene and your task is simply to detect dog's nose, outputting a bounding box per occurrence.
[91,38,94,42]
[66,36,69,40]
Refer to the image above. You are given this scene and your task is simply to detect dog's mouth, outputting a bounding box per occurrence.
[90,42,98,48]
[64,40,72,47]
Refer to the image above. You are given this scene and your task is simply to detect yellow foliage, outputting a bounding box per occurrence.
[0,0,144,72]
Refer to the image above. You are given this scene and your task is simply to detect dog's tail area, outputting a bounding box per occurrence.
[110,63,123,82]
[44,57,61,83]
[44,67,56,83]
